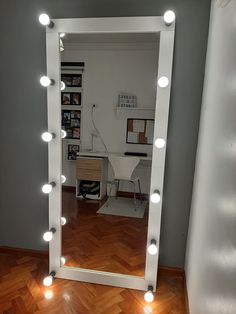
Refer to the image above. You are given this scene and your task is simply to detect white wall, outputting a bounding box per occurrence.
[62,41,159,192]
[185,2,236,314]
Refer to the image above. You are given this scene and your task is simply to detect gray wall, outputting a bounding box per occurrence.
[0,0,211,267]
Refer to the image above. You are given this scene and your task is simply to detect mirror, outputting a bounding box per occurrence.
[44,16,175,291]
[60,33,159,277]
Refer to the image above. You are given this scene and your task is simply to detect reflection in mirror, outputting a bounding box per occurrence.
[60,33,160,276]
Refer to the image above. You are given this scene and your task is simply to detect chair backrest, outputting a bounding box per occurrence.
[108,155,140,180]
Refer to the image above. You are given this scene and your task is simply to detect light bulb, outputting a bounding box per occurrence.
[39,13,50,26]
[154,138,166,148]
[148,240,158,255]
[144,287,154,303]
[61,217,67,226]
[61,257,66,265]
[61,130,67,138]
[40,76,52,87]
[43,231,53,242]
[61,81,66,90]
[163,10,175,25]
[43,275,53,287]
[150,190,161,204]
[42,184,53,194]
[41,132,54,142]
[44,290,54,300]
[61,175,66,183]
[158,76,169,88]
[60,33,65,38]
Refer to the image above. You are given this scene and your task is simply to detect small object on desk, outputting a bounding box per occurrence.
[124,152,147,157]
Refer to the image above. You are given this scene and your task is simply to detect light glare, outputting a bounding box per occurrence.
[158,76,169,88]
[144,291,154,303]
[42,184,53,194]
[40,76,52,87]
[43,275,53,287]
[150,191,161,204]
[43,231,53,242]
[155,138,166,148]
[41,132,53,142]
[39,13,50,26]
[164,10,175,25]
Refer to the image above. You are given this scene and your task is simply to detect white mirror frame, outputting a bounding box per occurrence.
[44,16,175,292]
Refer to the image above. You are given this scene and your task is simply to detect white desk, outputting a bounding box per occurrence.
[77,151,152,161]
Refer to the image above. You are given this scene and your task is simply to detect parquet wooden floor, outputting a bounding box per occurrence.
[61,190,148,276]
[0,250,187,314]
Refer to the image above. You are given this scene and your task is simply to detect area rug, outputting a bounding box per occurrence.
[97,197,148,218]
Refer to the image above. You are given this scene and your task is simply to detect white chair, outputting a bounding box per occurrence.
[108,155,142,210]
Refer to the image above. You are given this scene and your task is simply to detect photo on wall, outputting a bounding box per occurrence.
[126,118,154,145]
[62,92,81,105]
[61,110,81,139]
[61,74,82,87]
[67,144,80,160]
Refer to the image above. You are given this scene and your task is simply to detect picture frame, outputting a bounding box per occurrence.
[67,144,80,160]
[126,118,154,145]
[61,74,82,87]
[61,110,81,139]
[61,92,81,105]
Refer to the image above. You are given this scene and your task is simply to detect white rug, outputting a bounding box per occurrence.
[97,197,148,218]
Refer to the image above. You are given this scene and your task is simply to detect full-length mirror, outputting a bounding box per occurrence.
[60,33,159,277]
[44,16,175,291]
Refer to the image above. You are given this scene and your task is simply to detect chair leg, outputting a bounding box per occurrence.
[138,179,142,203]
[130,180,137,211]
[116,180,120,199]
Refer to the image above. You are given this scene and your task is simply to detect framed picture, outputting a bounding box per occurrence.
[62,93,71,105]
[61,74,82,87]
[73,128,80,139]
[67,144,80,160]
[61,92,81,106]
[126,118,154,145]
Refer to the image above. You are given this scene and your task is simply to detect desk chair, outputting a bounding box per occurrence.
[108,156,142,210]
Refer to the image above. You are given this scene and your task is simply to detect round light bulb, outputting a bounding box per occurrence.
[61,257,66,265]
[60,33,65,38]
[61,81,66,91]
[44,290,54,300]
[43,231,53,242]
[43,275,53,287]
[42,184,53,194]
[154,138,166,148]
[163,10,176,25]
[148,243,158,255]
[39,13,50,26]
[41,132,53,142]
[158,76,169,88]
[144,291,154,303]
[61,175,66,183]
[150,191,161,204]
[40,76,52,87]
[61,130,67,139]
[61,217,67,226]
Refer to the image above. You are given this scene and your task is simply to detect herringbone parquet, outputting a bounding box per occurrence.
[0,251,187,314]
[62,190,148,276]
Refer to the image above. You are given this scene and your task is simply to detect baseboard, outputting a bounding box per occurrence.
[0,246,48,258]
[158,266,185,277]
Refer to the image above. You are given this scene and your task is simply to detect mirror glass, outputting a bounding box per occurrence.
[60,33,160,276]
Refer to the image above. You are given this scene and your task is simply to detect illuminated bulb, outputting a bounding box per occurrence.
[44,290,54,300]
[39,13,50,26]
[61,81,66,90]
[144,286,154,303]
[61,257,66,265]
[150,190,161,204]
[43,231,53,242]
[43,275,53,287]
[163,10,176,25]
[60,33,65,38]
[158,76,169,88]
[61,175,66,183]
[61,130,67,138]
[41,132,54,142]
[42,183,53,194]
[40,76,53,87]
[155,138,166,148]
[148,240,158,255]
[61,217,67,226]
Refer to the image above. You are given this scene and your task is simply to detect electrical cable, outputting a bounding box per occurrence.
[91,105,108,153]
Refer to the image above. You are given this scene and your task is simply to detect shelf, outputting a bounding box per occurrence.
[61,105,82,111]
[115,107,155,111]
